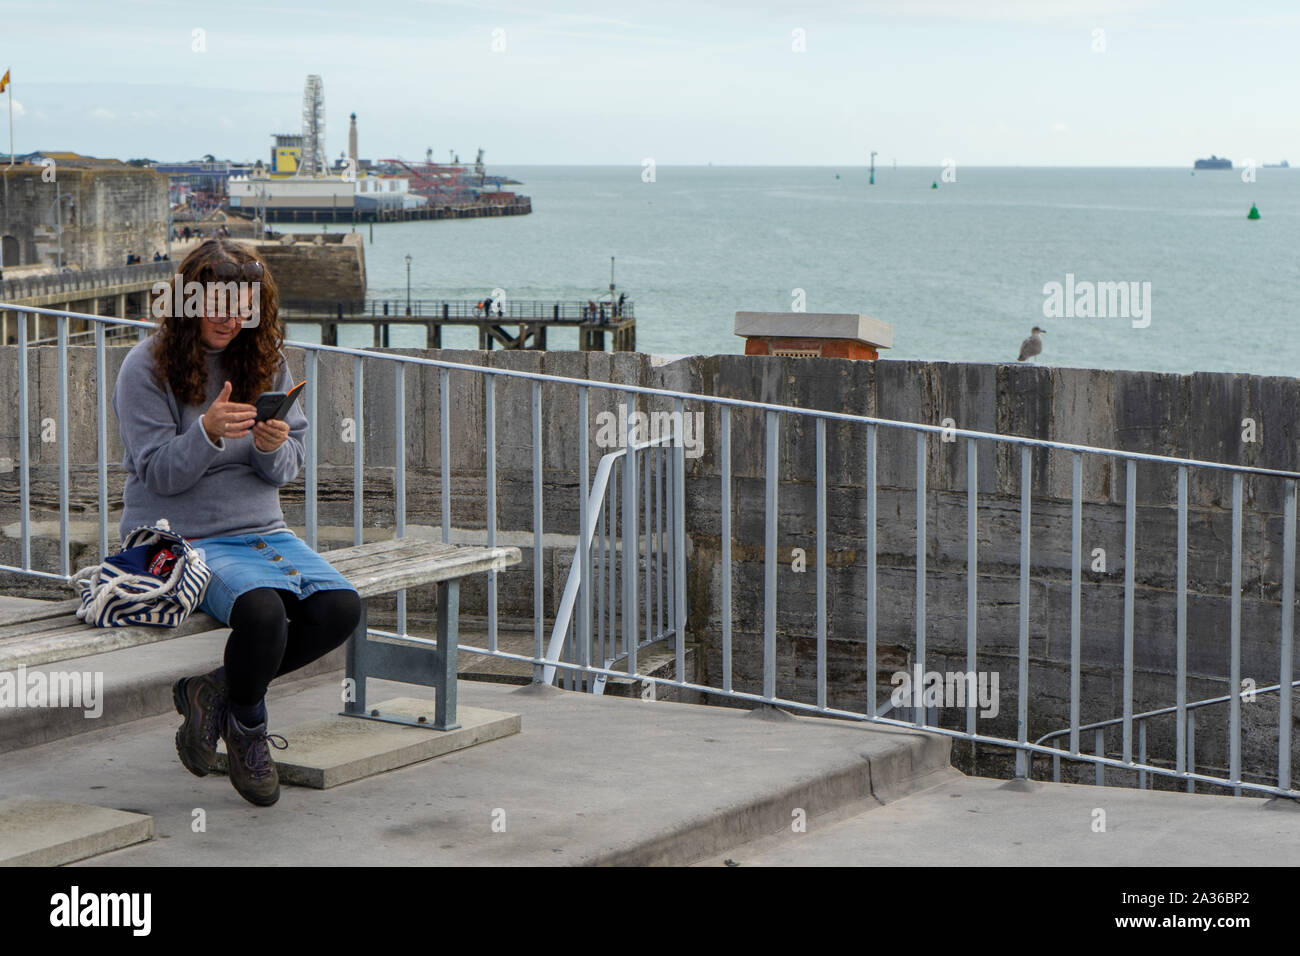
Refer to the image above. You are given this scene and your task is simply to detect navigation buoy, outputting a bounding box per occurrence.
[1247,202,1261,220]
[931,181,938,189]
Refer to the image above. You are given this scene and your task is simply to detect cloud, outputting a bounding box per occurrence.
[91,107,116,120]
[11,99,25,117]
[1051,121,1070,133]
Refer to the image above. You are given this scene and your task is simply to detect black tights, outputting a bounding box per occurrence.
[224,587,362,707]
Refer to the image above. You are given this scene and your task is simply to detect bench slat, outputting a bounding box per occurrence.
[0,540,522,670]
[343,547,521,597]
[0,613,222,670]
[320,542,463,579]
[0,598,83,629]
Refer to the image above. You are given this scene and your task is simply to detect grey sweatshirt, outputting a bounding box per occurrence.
[113,333,308,541]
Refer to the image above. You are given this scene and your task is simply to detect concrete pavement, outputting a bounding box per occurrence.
[0,671,954,866]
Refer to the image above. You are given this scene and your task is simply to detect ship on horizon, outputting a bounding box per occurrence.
[1194,155,1232,170]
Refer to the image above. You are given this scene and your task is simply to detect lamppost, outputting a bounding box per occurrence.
[49,185,74,271]
[405,254,412,316]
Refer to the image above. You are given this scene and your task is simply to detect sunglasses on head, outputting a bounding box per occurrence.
[209,259,265,281]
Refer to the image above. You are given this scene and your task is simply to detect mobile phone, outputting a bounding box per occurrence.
[254,381,305,422]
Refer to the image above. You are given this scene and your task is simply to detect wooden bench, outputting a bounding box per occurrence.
[0,537,521,732]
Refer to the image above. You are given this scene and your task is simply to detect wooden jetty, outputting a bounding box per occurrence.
[278,298,636,352]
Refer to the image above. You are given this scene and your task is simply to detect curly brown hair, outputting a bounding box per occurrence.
[150,238,283,406]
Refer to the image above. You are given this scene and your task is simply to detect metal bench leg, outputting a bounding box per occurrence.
[435,580,460,731]
[343,600,369,716]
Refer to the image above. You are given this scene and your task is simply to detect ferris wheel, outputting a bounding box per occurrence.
[298,74,327,177]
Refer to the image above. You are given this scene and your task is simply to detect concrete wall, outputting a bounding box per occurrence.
[0,166,169,270]
[1,345,1295,785]
[251,233,365,308]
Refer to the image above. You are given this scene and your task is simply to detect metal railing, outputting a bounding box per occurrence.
[2,302,1298,801]
[1033,679,1300,794]
[279,298,634,323]
[0,261,173,302]
[543,431,683,693]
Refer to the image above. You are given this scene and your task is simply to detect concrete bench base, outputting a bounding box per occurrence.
[213,697,521,789]
[0,796,154,866]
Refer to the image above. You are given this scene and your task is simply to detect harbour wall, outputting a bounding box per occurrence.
[249,233,366,309]
[2,345,1297,783]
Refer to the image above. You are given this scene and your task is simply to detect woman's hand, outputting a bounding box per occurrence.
[201,381,256,444]
[252,418,290,453]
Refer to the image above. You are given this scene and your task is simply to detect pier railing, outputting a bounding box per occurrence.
[2,302,1298,801]
[281,298,634,323]
[0,261,173,304]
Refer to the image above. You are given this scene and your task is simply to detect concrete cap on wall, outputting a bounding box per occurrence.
[733,311,893,350]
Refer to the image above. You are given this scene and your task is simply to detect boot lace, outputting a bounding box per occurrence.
[235,725,289,778]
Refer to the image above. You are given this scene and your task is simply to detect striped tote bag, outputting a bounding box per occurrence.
[71,518,211,628]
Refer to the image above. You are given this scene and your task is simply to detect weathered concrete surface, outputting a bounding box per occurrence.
[0,796,153,866]
[0,674,954,867]
[211,697,521,789]
[0,165,169,270]
[253,233,365,308]
[0,626,344,756]
[693,775,1300,867]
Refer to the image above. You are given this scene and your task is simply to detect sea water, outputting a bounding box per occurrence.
[295,165,1299,377]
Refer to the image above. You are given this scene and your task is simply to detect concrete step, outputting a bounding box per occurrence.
[0,617,524,754]
[692,774,1300,866]
[0,674,956,866]
[0,627,345,756]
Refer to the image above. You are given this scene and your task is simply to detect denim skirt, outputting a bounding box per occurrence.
[187,529,357,626]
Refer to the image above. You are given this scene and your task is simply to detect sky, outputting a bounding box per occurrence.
[0,0,1296,167]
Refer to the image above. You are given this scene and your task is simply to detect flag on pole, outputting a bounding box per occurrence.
[3,68,11,167]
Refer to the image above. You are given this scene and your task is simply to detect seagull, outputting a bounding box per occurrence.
[1018,326,1046,362]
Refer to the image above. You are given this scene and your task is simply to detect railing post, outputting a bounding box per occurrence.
[1094,727,1105,787]
[915,431,926,727]
[440,367,451,545]
[1122,458,1136,764]
[304,349,319,550]
[866,424,877,716]
[56,311,70,577]
[394,362,407,636]
[966,437,978,750]
[94,320,108,562]
[623,391,638,678]
[673,397,686,683]
[533,380,546,685]
[486,374,498,653]
[577,387,591,687]
[1176,466,1188,778]
[1016,446,1031,778]
[1229,472,1243,795]
[816,418,827,711]
[1280,479,1296,792]
[1069,452,1082,755]
[722,407,733,695]
[763,410,779,701]
[352,355,365,546]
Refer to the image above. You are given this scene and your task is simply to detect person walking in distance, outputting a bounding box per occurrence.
[112,238,361,807]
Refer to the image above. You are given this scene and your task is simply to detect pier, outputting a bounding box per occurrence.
[278,297,636,351]
[263,196,532,224]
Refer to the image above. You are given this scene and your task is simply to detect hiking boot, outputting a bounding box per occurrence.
[172,669,228,777]
[222,711,288,807]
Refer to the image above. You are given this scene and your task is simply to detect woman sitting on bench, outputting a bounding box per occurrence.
[112,238,362,808]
